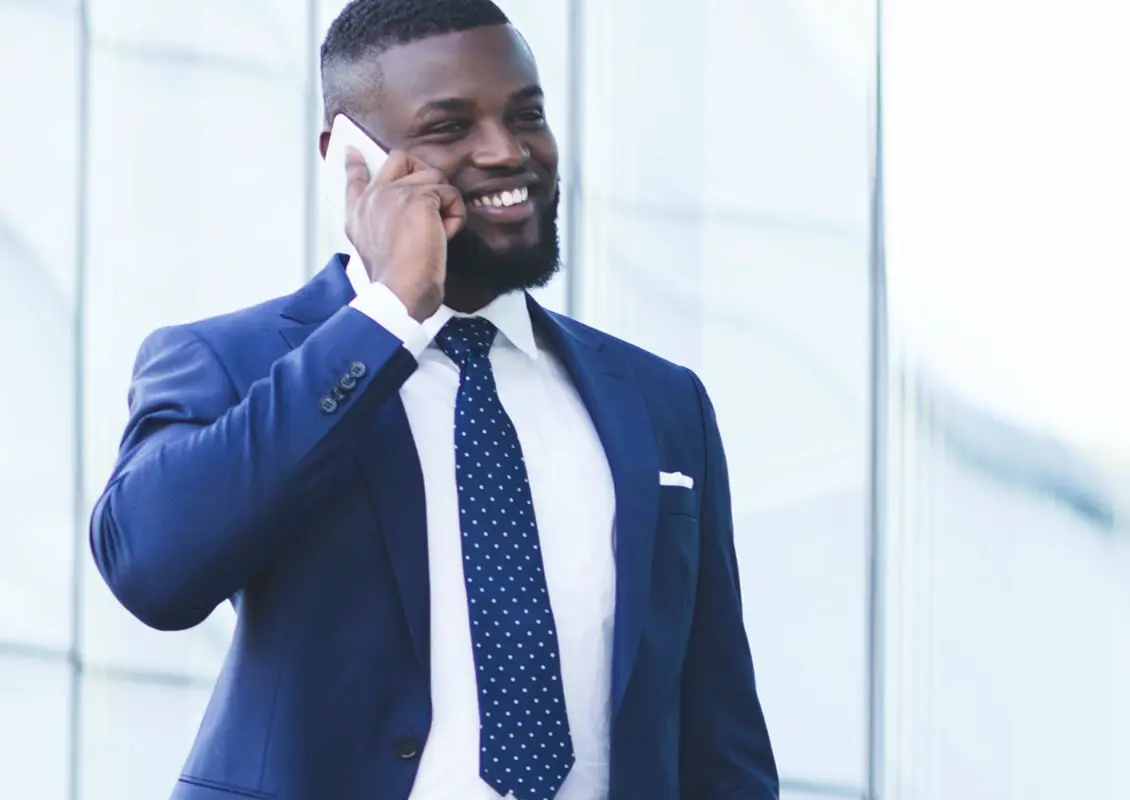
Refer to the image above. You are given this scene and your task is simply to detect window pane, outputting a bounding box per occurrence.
[782,789,863,800]
[0,3,79,649]
[0,656,72,800]
[80,674,212,800]
[579,0,874,786]
[90,0,308,69]
[883,1,1130,797]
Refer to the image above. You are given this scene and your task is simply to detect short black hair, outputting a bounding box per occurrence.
[320,0,510,122]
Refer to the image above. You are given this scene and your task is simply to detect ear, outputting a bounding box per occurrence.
[318,130,331,159]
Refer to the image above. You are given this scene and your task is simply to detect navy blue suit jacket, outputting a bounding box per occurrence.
[90,257,778,800]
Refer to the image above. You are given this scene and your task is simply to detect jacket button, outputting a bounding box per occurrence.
[348,361,367,379]
[339,373,358,391]
[393,734,420,760]
[318,395,338,414]
[330,386,347,403]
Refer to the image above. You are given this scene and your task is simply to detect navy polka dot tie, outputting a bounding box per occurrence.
[435,317,575,800]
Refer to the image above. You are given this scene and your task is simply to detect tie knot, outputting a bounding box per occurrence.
[435,316,497,365]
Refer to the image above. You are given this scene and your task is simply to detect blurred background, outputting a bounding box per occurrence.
[1,1,1127,799]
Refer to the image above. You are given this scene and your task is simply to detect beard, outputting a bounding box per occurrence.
[445,182,561,296]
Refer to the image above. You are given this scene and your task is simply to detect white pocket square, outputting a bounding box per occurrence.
[659,471,694,489]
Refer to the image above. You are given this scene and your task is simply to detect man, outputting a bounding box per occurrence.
[89,1,778,798]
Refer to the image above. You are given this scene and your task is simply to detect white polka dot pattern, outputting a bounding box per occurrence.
[435,317,575,800]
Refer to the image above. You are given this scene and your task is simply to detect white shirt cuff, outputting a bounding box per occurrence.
[349,282,433,357]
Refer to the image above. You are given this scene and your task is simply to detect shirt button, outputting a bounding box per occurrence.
[392,734,421,760]
[348,361,367,379]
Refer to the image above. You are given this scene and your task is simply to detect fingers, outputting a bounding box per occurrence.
[344,148,466,238]
[391,167,449,187]
[384,153,462,235]
[348,150,438,204]
[374,150,436,186]
[344,147,371,209]
[430,184,467,238]
[348,149,450,202]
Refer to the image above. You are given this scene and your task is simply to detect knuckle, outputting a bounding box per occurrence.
[408,185,439,201]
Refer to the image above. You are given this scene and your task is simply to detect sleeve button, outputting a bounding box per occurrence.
[348,361,367,379]
[392,734,421,760]
[318,396,339,414]
[339,374,358,391]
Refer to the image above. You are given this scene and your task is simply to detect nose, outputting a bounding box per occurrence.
[472,121,529,170]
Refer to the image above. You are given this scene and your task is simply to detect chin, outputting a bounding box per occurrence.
[472,223,542,254]
[486,237,542,260]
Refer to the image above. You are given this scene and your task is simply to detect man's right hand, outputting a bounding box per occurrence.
[344,148,467,321]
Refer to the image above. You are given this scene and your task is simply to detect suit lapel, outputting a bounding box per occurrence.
[279,256,431,668]
[528,297,659,717]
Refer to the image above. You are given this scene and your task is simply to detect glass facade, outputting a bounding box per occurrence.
[880,2,1130,798]
[1,2,1125,799]
[576,3,875,795]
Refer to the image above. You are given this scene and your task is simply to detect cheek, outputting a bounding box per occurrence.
[406,145,464,176]
[528,136,558,176]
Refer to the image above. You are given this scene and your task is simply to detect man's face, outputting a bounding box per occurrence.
[330,25,560,295]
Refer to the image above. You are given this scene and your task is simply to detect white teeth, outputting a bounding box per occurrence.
[473,186,529,208]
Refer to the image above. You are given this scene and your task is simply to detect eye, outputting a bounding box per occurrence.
[513,107,546,126]
[424,120,471,138]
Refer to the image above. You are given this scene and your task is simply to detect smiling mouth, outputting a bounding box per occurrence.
[468,186,530,208]
[466,186,535,223]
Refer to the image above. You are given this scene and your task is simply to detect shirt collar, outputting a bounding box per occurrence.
[451,291,538,360]
[344,255,538,360]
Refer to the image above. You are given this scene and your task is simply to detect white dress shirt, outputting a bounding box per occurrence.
[346,260,617,800]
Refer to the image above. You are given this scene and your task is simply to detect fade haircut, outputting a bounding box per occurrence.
[320,0,510,123]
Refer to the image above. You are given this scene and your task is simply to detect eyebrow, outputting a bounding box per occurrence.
[414,85,544,118]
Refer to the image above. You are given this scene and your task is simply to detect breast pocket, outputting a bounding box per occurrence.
[653,488,700,624]
[657,485,697,518]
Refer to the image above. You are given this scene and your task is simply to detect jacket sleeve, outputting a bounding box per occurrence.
[89,306,417,631]
[679,369,779,799]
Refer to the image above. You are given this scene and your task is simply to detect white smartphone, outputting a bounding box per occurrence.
[322,113,390,261]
